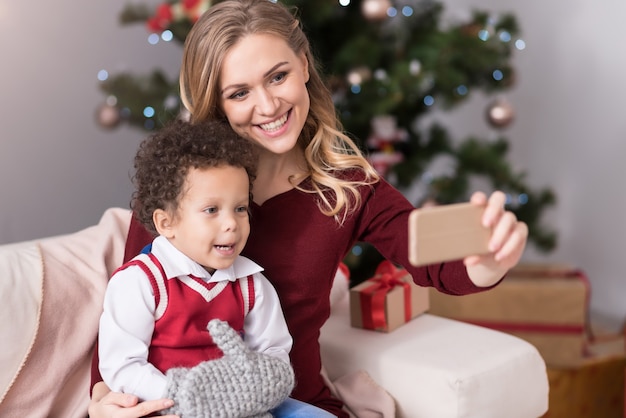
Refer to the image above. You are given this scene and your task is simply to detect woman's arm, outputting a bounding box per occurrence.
[88,381,177,418]
[354,179,525,294]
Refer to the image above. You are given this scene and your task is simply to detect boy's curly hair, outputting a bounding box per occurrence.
[131,119,258,235]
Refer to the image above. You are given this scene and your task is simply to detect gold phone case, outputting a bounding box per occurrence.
[408,202,491,266]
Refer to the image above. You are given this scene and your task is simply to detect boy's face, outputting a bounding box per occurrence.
[163,165,251,272]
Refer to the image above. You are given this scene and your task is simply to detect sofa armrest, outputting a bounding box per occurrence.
[320,292,549,418]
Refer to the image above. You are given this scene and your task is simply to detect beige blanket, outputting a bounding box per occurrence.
[0,208,130,418]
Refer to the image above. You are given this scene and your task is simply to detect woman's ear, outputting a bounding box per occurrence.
[300,53,310,83]
[153,209,175,238]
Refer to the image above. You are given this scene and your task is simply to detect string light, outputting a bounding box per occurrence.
[161,30,174,42]
[97,70,109,82]
[361,0,391,21]
[456,85,468,96]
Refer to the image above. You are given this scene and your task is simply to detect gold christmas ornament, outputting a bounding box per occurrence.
[346,66,372,86]
[485,98,515,129]
[95,103,121,129]
[361,0,391,21]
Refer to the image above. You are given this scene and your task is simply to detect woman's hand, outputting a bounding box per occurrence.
[464,190,528,287]
[88,381,178,418]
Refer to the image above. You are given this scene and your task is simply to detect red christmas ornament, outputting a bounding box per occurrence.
[182,0,201,9]
[146,3,174,32]
[182,0,210,22]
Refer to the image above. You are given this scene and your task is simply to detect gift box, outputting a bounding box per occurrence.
[541,336,626,418]
[427,263,591,367]
[350,260,430,332]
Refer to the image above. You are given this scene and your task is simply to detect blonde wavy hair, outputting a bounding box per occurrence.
[179,0,379,222]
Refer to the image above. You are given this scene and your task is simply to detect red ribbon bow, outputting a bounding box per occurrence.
[360,261,412,330]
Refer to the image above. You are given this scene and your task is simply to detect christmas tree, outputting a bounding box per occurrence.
[97,0,557,283]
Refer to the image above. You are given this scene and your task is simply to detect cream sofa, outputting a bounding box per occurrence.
[0,208,549,417]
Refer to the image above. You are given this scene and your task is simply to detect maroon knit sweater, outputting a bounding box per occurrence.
[92,175,495,417]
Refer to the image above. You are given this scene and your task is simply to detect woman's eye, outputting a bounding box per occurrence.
[272,72,287,83]
[229,90,248,100]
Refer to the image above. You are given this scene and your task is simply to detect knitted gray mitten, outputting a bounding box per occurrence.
[162,319,295,418]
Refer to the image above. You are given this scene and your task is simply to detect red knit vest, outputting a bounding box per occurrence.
[119,253,255,372]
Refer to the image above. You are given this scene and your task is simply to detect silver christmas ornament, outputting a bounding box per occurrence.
[485,98,515,129]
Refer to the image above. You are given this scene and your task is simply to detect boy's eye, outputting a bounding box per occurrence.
[204,207,218,214]
[235,205,248,213]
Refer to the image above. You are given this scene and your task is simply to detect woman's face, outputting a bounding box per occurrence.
[219,33,310,156]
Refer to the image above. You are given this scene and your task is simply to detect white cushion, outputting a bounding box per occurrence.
[321,292,549,418]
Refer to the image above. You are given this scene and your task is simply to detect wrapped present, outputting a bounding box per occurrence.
[350,260,429,332]
[427,263,591,367]
[541,336,626,418]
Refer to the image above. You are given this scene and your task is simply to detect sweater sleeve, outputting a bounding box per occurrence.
[354,178,500,295]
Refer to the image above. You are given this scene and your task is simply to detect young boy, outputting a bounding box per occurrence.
[98,119,333,417]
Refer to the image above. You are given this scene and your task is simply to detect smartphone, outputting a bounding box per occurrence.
[408,202,491,266]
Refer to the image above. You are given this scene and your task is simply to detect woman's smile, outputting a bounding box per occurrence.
[258,111,289,133]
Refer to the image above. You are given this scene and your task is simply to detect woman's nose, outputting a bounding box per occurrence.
[255,88,279,115]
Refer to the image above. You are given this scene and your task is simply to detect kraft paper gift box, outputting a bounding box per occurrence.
[541,336,626,418]
[350,260,430,333]
[427,263,591,367]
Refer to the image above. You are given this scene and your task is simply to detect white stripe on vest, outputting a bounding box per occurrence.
[239,274,250,315]
[134,253,169,320]
[133,253,252,320]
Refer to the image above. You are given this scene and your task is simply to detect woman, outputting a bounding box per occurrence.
[90,0,528,416]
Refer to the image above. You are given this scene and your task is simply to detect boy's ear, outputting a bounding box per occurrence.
[153,209,174,238]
